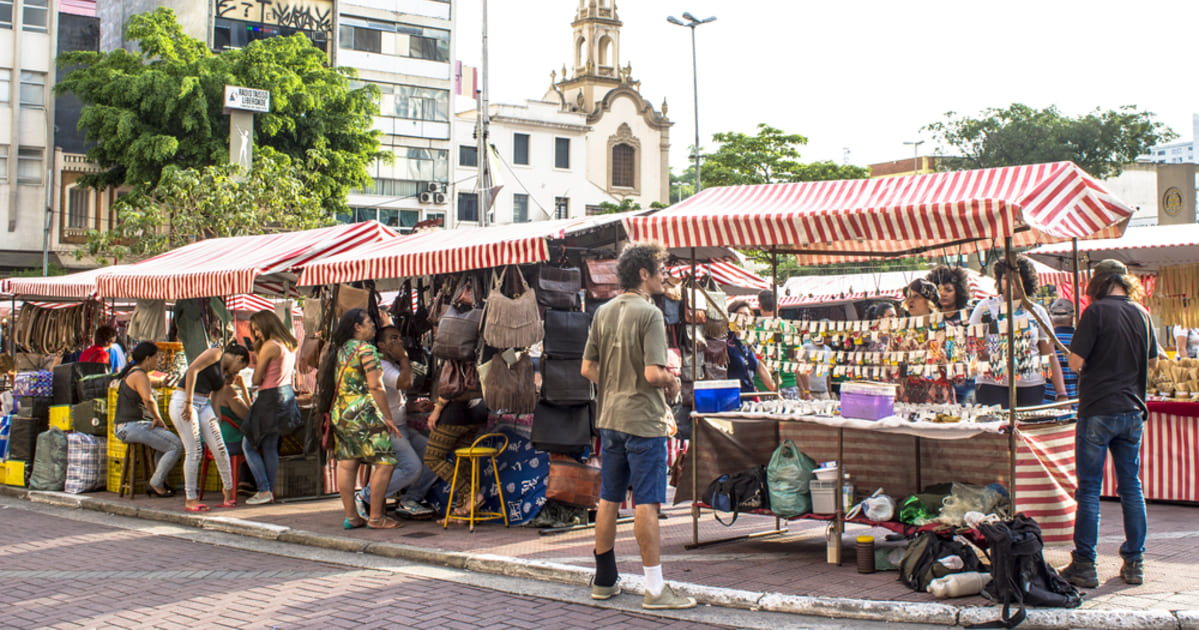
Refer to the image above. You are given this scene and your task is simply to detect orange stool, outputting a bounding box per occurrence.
[443,433,509,532]
[198,444,243,501]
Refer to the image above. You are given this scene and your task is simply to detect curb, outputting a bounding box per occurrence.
[6,488,1197,629]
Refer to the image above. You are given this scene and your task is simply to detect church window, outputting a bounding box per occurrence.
[612,143,635,188]
[555,138,570,169]
[598,36,613,66]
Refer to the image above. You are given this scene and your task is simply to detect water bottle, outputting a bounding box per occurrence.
[927,572,990,598]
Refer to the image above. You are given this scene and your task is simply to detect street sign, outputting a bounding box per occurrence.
[224,85,270,114]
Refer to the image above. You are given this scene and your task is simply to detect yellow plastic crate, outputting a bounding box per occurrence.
[5,460,27,487]
[49,405,72,431]
[106,457,122,493]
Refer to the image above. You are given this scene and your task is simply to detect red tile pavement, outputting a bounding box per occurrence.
[44,488,1199,613]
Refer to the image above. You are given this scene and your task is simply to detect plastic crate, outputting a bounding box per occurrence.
[6,459,28,487]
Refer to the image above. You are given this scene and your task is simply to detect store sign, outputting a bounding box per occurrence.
[224,85,270,114]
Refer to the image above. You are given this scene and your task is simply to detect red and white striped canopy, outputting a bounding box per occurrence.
[728,268,997,310]
[226,294,275,312]
[0,265,132,300]
[97,222,397,300]
[298,214,632,286]
[624,162,1133,264]
[1026,223,1199,273]
[666,259,772,291]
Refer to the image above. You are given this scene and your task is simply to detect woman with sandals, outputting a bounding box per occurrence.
[168,343,251,512]
[240,310,302,506]
[112,342,184,498]
[317,308,402,530]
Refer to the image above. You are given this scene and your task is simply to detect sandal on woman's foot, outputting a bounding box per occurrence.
[343,517,367,530]
[184,504,210,513]
[217,498,237,508]
[367,517,402,529]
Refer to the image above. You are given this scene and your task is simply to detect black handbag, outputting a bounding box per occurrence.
[77,372,117,402]
[18,396,52,420]
[9,415,48,461]
[543,310,592,359]
[537,266,582,310]
[54,362,108,405]
[531,400,595,454]
[431,305,483,361]
[541,358,593,404]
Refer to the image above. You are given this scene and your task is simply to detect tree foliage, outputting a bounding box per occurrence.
[924,103,1176,179]
[55,8,386,258]
[700,124,869,188]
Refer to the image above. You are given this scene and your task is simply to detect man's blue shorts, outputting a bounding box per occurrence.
[599,429,667,505]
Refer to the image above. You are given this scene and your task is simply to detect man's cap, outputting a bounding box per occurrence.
[1049,298,1074,316]
[905,279,940,305]
[1093,259,1128,277]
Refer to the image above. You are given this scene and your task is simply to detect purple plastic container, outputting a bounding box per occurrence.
[839,383,896,420]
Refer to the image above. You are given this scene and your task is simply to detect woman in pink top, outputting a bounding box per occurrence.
[241,310,301,505]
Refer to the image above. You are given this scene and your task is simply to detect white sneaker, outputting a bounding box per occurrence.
[398,499,434,518]
[642,584,696,610]
[246,491,274,505]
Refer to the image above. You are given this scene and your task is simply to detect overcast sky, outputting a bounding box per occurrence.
[454,0,1197,174]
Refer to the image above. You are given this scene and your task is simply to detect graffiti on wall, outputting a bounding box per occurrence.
[214,0,334,36]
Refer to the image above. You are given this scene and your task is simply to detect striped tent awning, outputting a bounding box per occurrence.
[624,162,1134,264]
[0,265,133,300]
[97,222,398,300]
[298,213,635,286]
[1026,223,1199,273]
[666,259,772,291]
[226,294,276,312]
[728,268,997,310]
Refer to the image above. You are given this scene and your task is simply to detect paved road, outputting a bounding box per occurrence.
[0,499,734,630]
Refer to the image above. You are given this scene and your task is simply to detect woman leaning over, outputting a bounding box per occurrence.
[112,342,184,498]
[241,310,302,506]
[169,343,251,512]
[317,308,401,529]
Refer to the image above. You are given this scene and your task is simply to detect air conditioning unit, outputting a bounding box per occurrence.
[426,182,442,193]
[433,192,446,204]
[418,191,433,204]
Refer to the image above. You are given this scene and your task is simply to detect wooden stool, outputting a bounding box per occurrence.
[118,442,155,499]
[443,433,509,532]
[198,445,243,501]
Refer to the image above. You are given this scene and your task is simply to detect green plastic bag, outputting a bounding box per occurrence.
[899,495,935,524]
[29,427,68,491]
[766,439,816,518]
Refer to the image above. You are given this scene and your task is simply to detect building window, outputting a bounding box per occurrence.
[67,188,90,229]
[459,145,477,167]
[404,26,449,62]
[0,147,8,180]
[513,193,529,223]
[554,196,569,220]
[0,69,10,103]
[396,148,448,182]
[555,137,570,169]
[385,84,449,122]
[22,0,45,32]
[513,133,530,165]
[17,148,42,184]
[19,71,44,108]
[586,204,605,216]
[339,17,449,62]
[458,192,478,222]
[213,18,327,52]
[339,24,382,53]
[612,143,635,188]
[0,1,11,29]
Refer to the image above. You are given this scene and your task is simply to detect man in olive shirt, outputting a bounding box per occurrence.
[581,242,695,610]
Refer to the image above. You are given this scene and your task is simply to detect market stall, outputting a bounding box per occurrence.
[624,161,1136,558]
[1029,224,1199,504]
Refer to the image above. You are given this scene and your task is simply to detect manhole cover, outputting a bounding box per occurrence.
[402,532,438,539]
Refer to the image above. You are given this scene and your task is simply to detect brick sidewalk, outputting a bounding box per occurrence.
[59,489,1199,614]
[0,506,724,630]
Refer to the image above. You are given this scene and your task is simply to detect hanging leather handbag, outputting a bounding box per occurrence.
[542,310,592,359]
[705,338,729,367]
[699,283,730,338]
[431,306,483,361]
[541,358,593,404]
[333,284,370,325]
[584,259,620,300]
[537,266,582,310]
[482,267,544,349]
[546,454,602,508]
[483,352,537,414]
[683,285,708,325]
[437,359,479,400]
[531,400,595,454]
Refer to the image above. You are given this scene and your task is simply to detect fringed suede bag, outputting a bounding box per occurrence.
[483,351,537,414]
[482,267,544,349]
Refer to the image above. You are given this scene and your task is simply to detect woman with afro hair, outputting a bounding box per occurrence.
[925,265,971,324]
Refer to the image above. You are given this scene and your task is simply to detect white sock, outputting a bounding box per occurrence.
[643,564,664,597]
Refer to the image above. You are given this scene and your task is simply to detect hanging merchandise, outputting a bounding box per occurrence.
[483,351,537,414]
[699,282,729,339]
[1149,263,1199,329]
[540,358,593,404]
[12,301,102,355]
[531,400,595,455]
[583,259,620,301]
[332,284,370,324]
[482,267,544,349]
[543,310,591,359]
[537,265,582,310]
[663,277,684,325]
[431,305,483,361]
[436,359,479,400]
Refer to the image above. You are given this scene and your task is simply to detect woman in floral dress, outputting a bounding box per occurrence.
[318,308,401,529]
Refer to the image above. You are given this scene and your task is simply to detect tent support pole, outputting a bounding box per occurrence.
[1004,238,1018,507]
[1071,238,1081,327]
[690,246,699,548]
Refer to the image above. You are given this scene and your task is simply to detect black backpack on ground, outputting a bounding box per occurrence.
[900,531,986,593]
[703,465,769,526]
[971,514,1082,629]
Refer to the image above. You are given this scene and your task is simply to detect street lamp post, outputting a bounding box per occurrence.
[667,12,715,195]
[903,139,924,175]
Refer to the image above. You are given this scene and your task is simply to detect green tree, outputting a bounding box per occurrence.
[924,103,1176,179]
[10,262,71,278]
[597,198,641,214]
[701,124,869,188]
[55,8,386,257]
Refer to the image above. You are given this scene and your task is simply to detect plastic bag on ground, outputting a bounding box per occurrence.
[766,439,816,518]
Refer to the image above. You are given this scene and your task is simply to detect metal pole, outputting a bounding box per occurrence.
[690,246,699,547]
[1071,238,1081,327]
[478,0,490,227]
[1004,238,1018,506]
[690,26,700,193]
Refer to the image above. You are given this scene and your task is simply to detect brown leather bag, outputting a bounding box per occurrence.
[437,359,479,400]
[333,284,370,324]
[482,267,544,349]
[483,352,537,414]
[705,338,729,367]
[546,454,601,508]
[584,260,620,300]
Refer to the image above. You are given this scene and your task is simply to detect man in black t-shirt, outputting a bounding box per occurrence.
[1060,260,1157,589]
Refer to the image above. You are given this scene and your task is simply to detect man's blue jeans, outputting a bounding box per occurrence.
[1073,410,1146,562]
[361,425,438,504]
